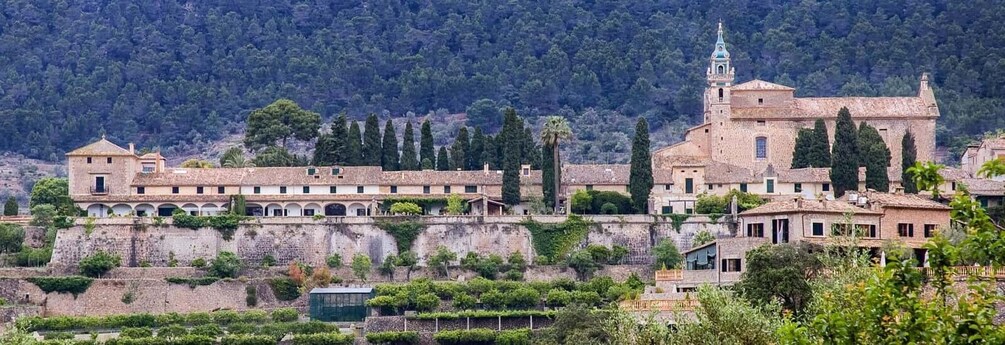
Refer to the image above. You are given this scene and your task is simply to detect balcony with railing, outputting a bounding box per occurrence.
[89,186,109,195]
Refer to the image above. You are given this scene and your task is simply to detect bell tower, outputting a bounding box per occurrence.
[705,21,735,124]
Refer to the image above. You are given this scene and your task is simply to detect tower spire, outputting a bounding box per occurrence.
[707,21,733,85]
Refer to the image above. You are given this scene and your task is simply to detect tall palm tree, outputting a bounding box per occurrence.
[977,158,1005,179]
[906,161,945,199]
[220,147,256,168]
[540,116,572,212]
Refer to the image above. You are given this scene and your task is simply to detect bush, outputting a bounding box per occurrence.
[156,324,188,339]
[325,254,342,268]
[566,249,601,280]
[600,202,618,214]
[570,291,602,307]
[545,289,571,308]
[293,332,355,345]
[190,258,207,268]
[505,288,541,309]
[185,312,213,326]
[226,323,257,335]
[43,331,74,340]
[415,293,440,312]
[261,255,276,267]
[154,313,185,326]
[245,286,257,307]
[219,334,276,345]
[503,269,524,281]
[351,253,372,281]
[610,245,629,264]
[13,246,52,267]
[271,308,299,322]
[170,335,215,345]
[211,310,240,325]
[389,202,423,215]
[78,251,121,277]
[165,277,219,288]
[190,324,223,338]
[452,292,477,310]
[496,329,531,345]
[208,251,242,278]
[480,289,506,310]
[268,278,301,301]
[119,327,153,339]
[365,331,419,345]
[238,310,269,324]
[433,329,496,345]
[0,223,25,253]
[26,276,94,296]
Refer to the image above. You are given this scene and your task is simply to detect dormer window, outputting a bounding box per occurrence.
[332,168,342,175]
[307,167,316,175]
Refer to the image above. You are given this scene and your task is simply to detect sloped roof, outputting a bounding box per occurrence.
[982,138,1005,150]
[731,79,795,91]
[858,192,950,210]
[775,168,831,183]
[132,168,246,186]
[731,97,931,120]
[66,138,135,157]
[740,198,881,216]
[562,164,629,185]
[705,162,757,183]
[960,178,1005,195]
[653,168,674,184]
[381,170,504,185]
[939,167,971,181]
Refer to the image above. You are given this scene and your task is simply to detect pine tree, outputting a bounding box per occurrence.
[3,196,18,216]
[400,121,419,170]
[501,108,522,205]
[858,123,891,191]
[330,114,349,165]
[381,119,400,171]
[346,121,364,166]
[419,120,435,168]
[436,147,450,171]
[629,118,653,214]
[901,130,918,193]
[830,107,859,196]
[791,128,815,169]
[451,127,470,170]
[469,127,485,170]
[809,119,831,167]
[362,114,382,166]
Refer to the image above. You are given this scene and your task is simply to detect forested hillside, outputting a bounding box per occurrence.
[0,0,1002,162]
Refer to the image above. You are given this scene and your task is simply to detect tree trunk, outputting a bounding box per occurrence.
[553,142,561,213]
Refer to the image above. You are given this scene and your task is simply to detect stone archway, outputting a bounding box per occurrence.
[324,203,347,216]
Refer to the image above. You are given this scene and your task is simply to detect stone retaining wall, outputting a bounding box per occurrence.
[363,315,554,333]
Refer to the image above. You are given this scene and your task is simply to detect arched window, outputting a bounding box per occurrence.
[717,65,724,74]
[718,88,724,102]
[755,137,768,159]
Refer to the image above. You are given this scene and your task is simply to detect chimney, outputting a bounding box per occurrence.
[484,163,490,174]
[128,143,135,154]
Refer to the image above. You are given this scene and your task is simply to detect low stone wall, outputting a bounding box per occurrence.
[50,216,731,270]
[0,305,42,323]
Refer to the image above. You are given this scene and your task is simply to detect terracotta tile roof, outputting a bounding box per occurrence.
[775,168,831,183]
[938,167,971,181]
[139,153,165,160]
[960,178,1005,195]
[66,138,135,157]
[73,193,490,204]
[653,168,674,184]
[241,166,382,185]
[801,237,928,249]
[705,162,756,183]
[982,138,1005,150]
[561,164,629,185]
[731,97,931,120]
[132,168,246,186]
[739,198,881,216]
[731,79,795,91]
[73,195,231,203]
[381,170,504,185]
[654,140,707,158]
[857,192,950,210]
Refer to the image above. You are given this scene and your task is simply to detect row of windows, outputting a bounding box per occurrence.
[86,157,113,164]
[140,185,480,195]
[897,223,939,238]
[395,185,479,194]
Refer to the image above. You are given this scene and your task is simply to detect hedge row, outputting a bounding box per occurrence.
[291,332,355,345]
[19,308,299,332]
[25,276,94,296]
[365,331,420,345]
[410,310,556,320]
[434,328,530,345]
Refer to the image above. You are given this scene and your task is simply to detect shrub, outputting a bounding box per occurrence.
[219,334,276,345]
[326,254,342,268]
[119,327,153,339]
[433,329,496,345]
[496,329,531,345]
[190,257,207,268]
[78,251,121,277]
[365,331,419,345]
[190,324,223,338]
[505,251,527,272]
[292,332,355,345]
[156,324,188,339]
[226,323,257,335]
[569,291,602,307]
[452,292,477,310]
[26,276,94,296]
[480,289,506,310]
[245,286,257,307]
[155,313,185,326]
[389,202,422,215]
[271,308,299,322]
[165,277,219,288]
[351,253,372,281]
[545,289,571,307]
[13,246,52,267]
[185,312,213,326]
[600,202,618,214]
[268,278,301,301]
[503,269,524,281]
[208,251,242,278]
[171,335,215,345]
[566,249,600,280]
[505,287,541,309]
[211,310,240,325]
[0,223,25,253]
[610,245,629,264]
[584,245,611,264]
[414,292,440,312]
[261,255,276,268]
[43,332,74,340]
[238,310,269,323]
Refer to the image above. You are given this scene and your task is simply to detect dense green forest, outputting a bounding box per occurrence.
[0,0,1002,162]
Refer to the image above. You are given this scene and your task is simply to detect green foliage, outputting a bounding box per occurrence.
[399,121,419,171]
[120,327,153,339]
[389,202,422,215]
[504,287,541,309]
[292,333,355,345]
[243,99,321,151]
[190,258,206,268]
[351,253,372,281]
[42,331,74,340]
[251,146,306,167]
[14,245,52,267]
[78,251,121,277]
[420,120,436,168]
[221,147,253,169]
[520,215,592,262]
[901,130,919,193]
[629,118,653,214]
[791,119,832,169]
[270,308,299,323]
[414,293,440,312]
[410,310,556,321]
[365,331,419,345]
[692,230,714,247]
[859,123,892,191]
[830,107,860,197]
[157,325,188,339]
[566,249,601,281]
[461,252,505,279]
[268,278,301,301]
[501,108,522,205]
[436,147,451,171]
[790,128,816,169]
[434,329,497,345]
[171,210,247,240]
[245,286,257,307]
[735,243,821,316]
[569,190,592,214]
[534,305,608,344]
[325,254,342,268]
[445,194,466,215]
[428,246,457,278]
[667,214,689,232]
[363,114,383,166]
[452,293,477,310]
[376,219,425,253]
[208,251,242,278]
[545,289,571,308]
[907,161,946,199]
[599,202,618,214]
[4,196,19,216]
[0,223,25,253]
[346,122,364,165]
[30,178,74,215]
[190,324,223,338]
[651,238,682,269]
[382,119,401,171]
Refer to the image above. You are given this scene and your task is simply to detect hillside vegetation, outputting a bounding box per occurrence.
[0,0,1001,161]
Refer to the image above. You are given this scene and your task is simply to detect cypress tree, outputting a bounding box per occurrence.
[830,107,859,196]
[346,121,364,165]
[629,118,653,214]
[400,121,419,170]
[541,143,556,210]
[362,114,382,166]
[809,119,831,167]
[521,127,540,169]
[469,127,485,170]
[858,123,891,191]
[482,135,498,169]
[901,130,918,193]
[312,132,336,166]
[381,119,400,171]
[419,120,435,167]
[451,127,470,170]
[330,113,349,165]
[436,147,450,171]
[790,128,814,169]
[4,196,18,216]
[501,108,522,205]
[421,158,433,170]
